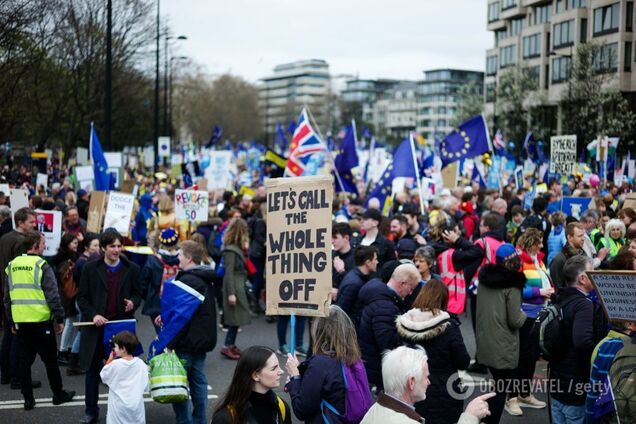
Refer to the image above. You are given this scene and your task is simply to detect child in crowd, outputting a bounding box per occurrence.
[547,211,567,265]
[507,205,524,242]
[100,331,149,424]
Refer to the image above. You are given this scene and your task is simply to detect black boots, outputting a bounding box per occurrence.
[66,353,85,376]
[57,349,70,365]
[52,389,75,405]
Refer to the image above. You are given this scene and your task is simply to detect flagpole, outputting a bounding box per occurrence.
[305,106,347,193]
[409,133,425,215]
[89,122,94,162]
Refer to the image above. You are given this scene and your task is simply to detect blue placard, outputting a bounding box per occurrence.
[561,197,592,219]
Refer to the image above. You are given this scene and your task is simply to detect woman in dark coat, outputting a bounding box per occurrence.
[212,346,291,424]
[397,279,471,424]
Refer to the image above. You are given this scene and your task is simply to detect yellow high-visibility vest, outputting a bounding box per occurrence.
[6,255,51,323]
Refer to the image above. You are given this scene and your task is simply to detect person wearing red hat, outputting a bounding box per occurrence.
[460,201,479,241]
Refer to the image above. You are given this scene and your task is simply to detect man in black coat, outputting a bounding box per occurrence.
[77,231,142,424]
[357,263,420,391]
[355,208,396,271]
[548,256,608,422]
[160,240,217,424]
[332,222,355,298]
[335,245,378,324]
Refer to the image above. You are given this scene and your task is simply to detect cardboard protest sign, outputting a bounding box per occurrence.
[588,271,636,322]
[120,180,135,194]
[549,135,577,175]
[103,192,134,235]
[204,151,233,190]
[86,191,108,233]
[623,193,636,210]
[34,210,62,256]
[175,189,209,222]
[441,162,458,189]
[265,176,333,317]
[36,173,48,190]
[561,197,592,220]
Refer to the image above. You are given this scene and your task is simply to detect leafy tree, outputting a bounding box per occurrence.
[452,82,483,126]
[561,42,635,151]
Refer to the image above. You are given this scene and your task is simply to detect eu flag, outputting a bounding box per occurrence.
[90,122,110,191]
[335,123,359,195]
[366,137,417,209]
[205,124,223,148]
[523,131,538,162]
[274,122,288,154]
[439,115,491,168]
[103,319,143,356]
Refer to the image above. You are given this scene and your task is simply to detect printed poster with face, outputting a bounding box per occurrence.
[35,210,62,256]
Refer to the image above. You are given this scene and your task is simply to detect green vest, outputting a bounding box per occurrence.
[6,255,50,323]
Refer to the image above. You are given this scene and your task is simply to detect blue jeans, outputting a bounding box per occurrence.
[172,352,208,424]
[276,315,306,348]
[551,398,585,424]
[224,326,238,346]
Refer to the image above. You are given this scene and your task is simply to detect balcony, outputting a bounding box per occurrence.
[521,0,551,6]
[488,18,506,31]
[501,3,526,20]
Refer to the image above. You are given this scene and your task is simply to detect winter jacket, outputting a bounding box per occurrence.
[549,287,608,405]
[397,309,470,424]
[222,245,251,327]
[211,390,291,424]
[355,233,396,269]
[357,279,406,388]
[285,354,346,424]
[547,225,566,265]
[140,251,180,319]
[461,212,479,241]
[332,248,355,289]
[247,214,266,261]
[519,250,552,319]
[598,236,625,258]
[335,268,372,324]
[475,264,527,369]
[361,393,480,424]
[549,244,585,288]
[168,266,217,354]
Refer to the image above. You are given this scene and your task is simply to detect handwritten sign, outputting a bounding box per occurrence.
[588,271,636,322]
[34,210,62,256]
[175,189,209,222]
[265,176,333,317]
[103,192,134,235]
[87,192,107,233]
[550,135,577,175]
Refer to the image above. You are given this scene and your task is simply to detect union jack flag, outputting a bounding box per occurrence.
[285,108,326,176]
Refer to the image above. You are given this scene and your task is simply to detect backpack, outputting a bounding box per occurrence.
[531,296,577,361]
[321,361,373,424]
[60,259,77,299]
[609,340,636,423]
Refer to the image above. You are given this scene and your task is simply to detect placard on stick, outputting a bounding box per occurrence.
[587,271,636,323]
[175,189,209,222]
[549,135,577,175]
[87,192,107,233]
[265,176,333,317]
[103,192,134,235]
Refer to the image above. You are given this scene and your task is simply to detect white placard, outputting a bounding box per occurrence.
[0,183,10,195]
[144,146,155,168]
[175,189,209,222]
[204,151,233,190]
[588,271,636,322]
[34,210,62,256]
[36,173,48,189]
[75,165,93,181]
[104,152,122,168]
[9,189,29,229]
[158,137,171,158]
[76,147,89,165]
[550,135,577,175]
[103,192,135,235]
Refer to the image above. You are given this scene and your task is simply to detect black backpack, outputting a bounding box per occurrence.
[531,296,577,361]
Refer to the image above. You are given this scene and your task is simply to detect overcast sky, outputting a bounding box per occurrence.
[162,0,491,83]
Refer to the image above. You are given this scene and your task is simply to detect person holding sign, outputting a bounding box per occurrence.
[220,219,252,360]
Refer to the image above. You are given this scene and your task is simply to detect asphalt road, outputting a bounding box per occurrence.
[0,305,549,423]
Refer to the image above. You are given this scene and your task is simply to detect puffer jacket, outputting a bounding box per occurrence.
[335,268,371,324]
[397,309,470,424]
[357,279,406,388]
[475,264,527,369]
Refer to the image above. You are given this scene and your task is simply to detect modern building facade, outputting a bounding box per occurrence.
[259,59,331,141]
[417,69,485,140]
[485,0,636,131]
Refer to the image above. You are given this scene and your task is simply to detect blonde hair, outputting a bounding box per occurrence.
[516,227,543,251]
[311,305,361,366]
[158,197,174,212]
[223,218,249,248]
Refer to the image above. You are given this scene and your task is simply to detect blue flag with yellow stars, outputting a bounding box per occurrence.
[366,137,417,209]
[90,122,111,191]
[439,114,491,168]
[335,123,359,195]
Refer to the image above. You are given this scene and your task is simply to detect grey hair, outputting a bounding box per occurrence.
[562,255,592,287]
[605,218,626,240]
[0,205,10,219]
[382,346,428,398]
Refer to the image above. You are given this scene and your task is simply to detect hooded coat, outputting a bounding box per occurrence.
[397,309,470,424]
[222,244,251,327]
[475,263,527,369]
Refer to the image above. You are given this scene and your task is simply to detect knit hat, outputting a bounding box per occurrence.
[496,243,518,266]
[159,228,179,247]
[460,201,474,215]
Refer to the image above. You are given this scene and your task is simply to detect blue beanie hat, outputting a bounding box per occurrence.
[496,243,518,265]
[159,228,179,247]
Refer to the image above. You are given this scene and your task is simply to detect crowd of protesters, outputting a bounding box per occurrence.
[0,157,635,424]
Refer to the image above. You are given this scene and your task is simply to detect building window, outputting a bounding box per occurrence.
[495,29,508,45]
[534,4,552,25]
[502,0,517,11]
[438,106,447,114]
[500,45,517,68]
[581,18,588,43]
[626,42,632,71]
[485,83,496,102]
[567,0,586,9]
[627,2,633,32]
[555,0,564,13]
[594,42,618,73]
[553,20,574,48]
[552,56,572,82]
[523,34,542,58]
[487,55,498,75]
[593,3,620,36]
[511,18,525,36]
[488,2,500,22]
[528,66,541,88]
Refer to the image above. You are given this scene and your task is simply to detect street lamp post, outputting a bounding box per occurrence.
[164,35,187,136]
[154,0,160,173]
[169,56,188,145]
[105,0,112,147]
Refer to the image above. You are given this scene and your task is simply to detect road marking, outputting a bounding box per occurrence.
[0,392,218,410]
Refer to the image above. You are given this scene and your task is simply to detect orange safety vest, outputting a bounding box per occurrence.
[437,249,466,315]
